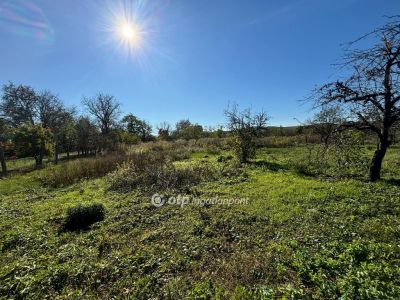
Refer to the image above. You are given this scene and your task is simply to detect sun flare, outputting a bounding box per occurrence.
[121,23,137,41]
[118,21,142,48]
[101,0,160,65]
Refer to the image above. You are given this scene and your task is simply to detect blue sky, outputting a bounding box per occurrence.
[0,0,398,128]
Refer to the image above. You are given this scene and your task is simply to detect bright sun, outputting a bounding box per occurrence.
[121,24,135,40]
[119,22,142,46]
[102,1,154,59]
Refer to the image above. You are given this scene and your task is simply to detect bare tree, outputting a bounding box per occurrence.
[83,94,121,135]
[314,17,400,181]
[225,105,269,162]
[309,105,344,147]
[157,121,172,140]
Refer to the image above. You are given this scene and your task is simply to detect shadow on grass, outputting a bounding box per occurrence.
[249,160,289,172]
[382,178,400,186]
[250,159,321,177]
[293,165,319,177]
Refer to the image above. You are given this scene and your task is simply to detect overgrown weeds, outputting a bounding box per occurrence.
[38,139,228,188]
[39,152,129,187]
[107,152,216,193]
[107,151,248,193]
[133,138,228,156]
[1,145,399,299]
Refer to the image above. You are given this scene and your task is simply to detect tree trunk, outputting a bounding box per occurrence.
[369,139,389,182]
[38,153,43,168]
[37,140,45,168]
[54,144,59,165]
[35,156,41,168]
[0,147,7,176]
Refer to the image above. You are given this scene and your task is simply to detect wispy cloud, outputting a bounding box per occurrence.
[249,0,310,25]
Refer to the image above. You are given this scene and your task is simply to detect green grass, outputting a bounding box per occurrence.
[6,157,38,171]
[4,152,79,173]
[0,146,399,299]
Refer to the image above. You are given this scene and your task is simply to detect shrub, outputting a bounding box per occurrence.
[63,203,105,231]
[219,161,247,179]
[330,131,369,176]
[295,131,370,178]
[107,150,248,193]
[107,155,215,193]
[225,106,269,163]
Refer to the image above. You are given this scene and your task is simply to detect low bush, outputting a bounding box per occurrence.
[63,203,105,231]
[294,132,370,178]
[108,150,248,193]
[107,155,215,193]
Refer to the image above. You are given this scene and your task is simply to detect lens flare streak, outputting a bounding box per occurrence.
[0,0,54,43]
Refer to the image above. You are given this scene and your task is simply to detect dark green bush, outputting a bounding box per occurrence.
[63,203,105,231]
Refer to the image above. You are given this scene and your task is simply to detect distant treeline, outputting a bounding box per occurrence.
[0,81,329,170]
[0,79,398,178]
[0,82,305,175]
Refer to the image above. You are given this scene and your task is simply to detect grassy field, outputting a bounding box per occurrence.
[4,152,79,174]
[1,145,400,299]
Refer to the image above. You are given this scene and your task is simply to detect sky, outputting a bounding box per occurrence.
[0,0,398,128]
